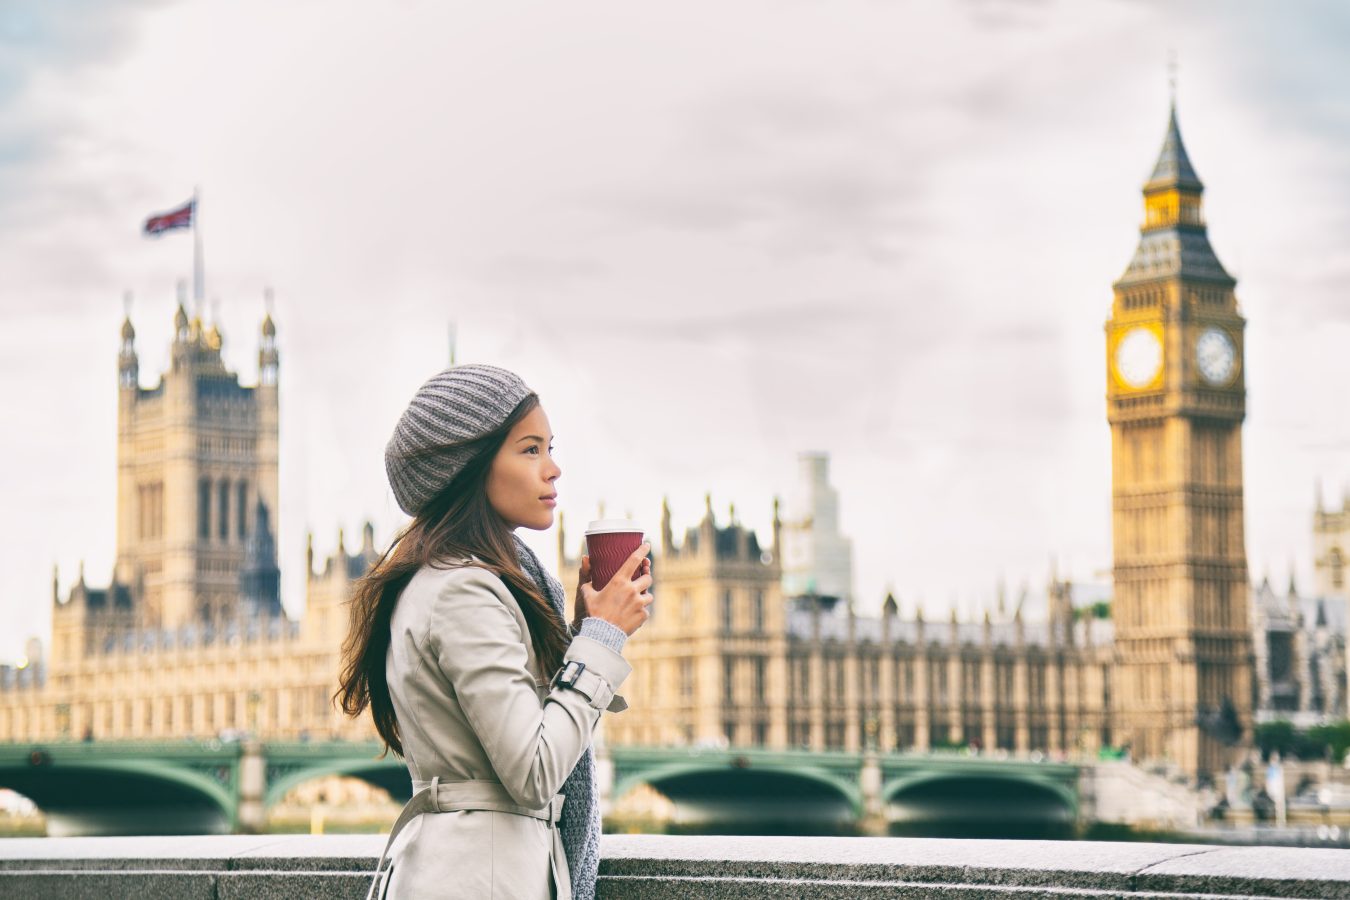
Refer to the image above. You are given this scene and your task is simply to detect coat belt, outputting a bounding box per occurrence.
[366,777,568,900]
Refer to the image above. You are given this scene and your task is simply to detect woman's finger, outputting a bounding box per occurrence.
[616,542,651,580]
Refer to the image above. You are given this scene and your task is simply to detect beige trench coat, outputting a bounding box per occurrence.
[378,560,631,899]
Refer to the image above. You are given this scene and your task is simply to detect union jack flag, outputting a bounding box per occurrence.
[142,199,194,236]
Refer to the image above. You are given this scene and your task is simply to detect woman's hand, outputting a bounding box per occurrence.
[576,543,653,636]
[571,556,592,631]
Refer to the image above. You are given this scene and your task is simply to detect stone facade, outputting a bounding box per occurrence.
[557,498,1117,757]
[0,528,379,744]
[1314,491,1350,601]
[1250,574,1347,725]
[1314,490,1350,710]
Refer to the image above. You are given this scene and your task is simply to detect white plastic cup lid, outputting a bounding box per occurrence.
[584,518,644,535]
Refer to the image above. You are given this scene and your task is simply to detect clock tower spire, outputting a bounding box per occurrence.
[1105,101,1252,780]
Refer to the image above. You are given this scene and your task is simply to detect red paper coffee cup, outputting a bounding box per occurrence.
[585,519,646,590]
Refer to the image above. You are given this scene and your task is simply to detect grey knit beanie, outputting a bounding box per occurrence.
[384,364,534,516]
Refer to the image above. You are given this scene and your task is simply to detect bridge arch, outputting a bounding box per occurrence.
[884,770,1076,814]
[614,762,862,817]
[263,757,409,810]
[85,758,236,816]
[0,757,236,834]
[882,769,1078,833]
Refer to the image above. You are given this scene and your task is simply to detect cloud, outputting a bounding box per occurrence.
[0,1,175,315]
[959,0,1055,31]
[468,254,609,289]
[587,295,898,343]
[0,1,157,96]
[574,83,934,261]
[0,2,163,183]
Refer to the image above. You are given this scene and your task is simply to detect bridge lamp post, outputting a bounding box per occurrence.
[247,691,262,736]
[861,715,885,836]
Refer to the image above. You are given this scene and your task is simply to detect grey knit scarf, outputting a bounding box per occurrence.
[513,534,600,900]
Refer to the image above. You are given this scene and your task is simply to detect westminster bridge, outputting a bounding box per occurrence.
[0,740,1094,837]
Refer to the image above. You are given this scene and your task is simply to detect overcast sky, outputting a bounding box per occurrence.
[2,0,1349,660]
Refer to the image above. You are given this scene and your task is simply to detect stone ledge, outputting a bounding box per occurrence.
[0,834,1346,898]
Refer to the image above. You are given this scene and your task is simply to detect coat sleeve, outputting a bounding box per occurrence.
[427,566,632,809]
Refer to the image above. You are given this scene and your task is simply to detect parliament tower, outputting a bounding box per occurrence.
[113,287,281,629]
[1106,104,1253,778]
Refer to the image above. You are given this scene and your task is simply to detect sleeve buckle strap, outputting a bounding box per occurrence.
[554,659,586,690]
[551,659,617,712]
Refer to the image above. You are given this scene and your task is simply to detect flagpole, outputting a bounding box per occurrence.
[193,185,204,306]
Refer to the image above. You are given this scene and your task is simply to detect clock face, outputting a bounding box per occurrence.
[1196,327,1236,385]
[1115,326,1163,389]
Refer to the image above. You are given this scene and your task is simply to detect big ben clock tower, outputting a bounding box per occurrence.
[1106,103,1253,780]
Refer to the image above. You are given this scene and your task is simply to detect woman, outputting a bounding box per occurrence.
[338,364,653,900]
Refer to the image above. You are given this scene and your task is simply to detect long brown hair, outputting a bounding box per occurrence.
[336,393,569,756]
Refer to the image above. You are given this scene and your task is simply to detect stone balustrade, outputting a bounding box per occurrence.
[2,833,1350,898]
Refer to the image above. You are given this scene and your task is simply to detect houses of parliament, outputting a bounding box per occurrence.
[1,104,1346,783]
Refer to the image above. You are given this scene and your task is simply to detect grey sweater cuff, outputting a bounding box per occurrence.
[577,617,628,654]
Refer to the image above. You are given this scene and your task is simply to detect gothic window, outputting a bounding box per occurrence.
[753,657,766,703]
[723,658,735,704]
[752,589,764,632]
[1332,548,1345,590]
[218,479,230,539]
[198,478,211,539]
[997,662,1013,705]
[795,659,810,699]
[1030,725,1048,751]
[931,659,947,705]
[721,589,733,632]
[1267,633,1294,682]
[237,481,249,539]
[679,658,694,699]
[997,723,1015,751]
[963,660,981,700]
